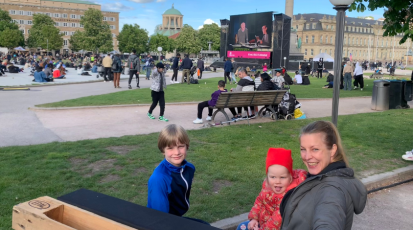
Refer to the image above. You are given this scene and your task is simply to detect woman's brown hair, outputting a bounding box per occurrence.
[300,121,349,166]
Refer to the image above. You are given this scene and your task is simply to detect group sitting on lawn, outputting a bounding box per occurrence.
[148,122,367,229]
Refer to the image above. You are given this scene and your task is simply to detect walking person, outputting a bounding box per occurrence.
[197,57,204,79]
[180,54,192,84]
[317,61,323,78]
[112,54,122,88]
[102,53,112,82]
[342,61,353,90]
[127,49,140,89]
[148,62,169,122]
[171,53,180,83]
[230,58,238,84]
[224,58,232,84]
[353,62,364,91]
[145,55,154,80]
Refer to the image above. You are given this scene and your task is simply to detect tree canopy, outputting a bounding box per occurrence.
[0,8,24,48]
[350,0,413,44]
[78,8,113,53]
[174,25,201,54]
[197,23,221,51]
[27,13,63,51]
[149,34,175,55]
[117,24,149,54]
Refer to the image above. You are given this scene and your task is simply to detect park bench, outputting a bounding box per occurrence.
[211,90,287,122]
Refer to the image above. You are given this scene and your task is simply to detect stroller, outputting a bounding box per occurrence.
[277,92,300,120]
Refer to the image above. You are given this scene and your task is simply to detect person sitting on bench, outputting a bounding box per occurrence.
[229,68,256,120]
[193,80,227,124]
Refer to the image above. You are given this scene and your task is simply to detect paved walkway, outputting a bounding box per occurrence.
[353,181,413,230]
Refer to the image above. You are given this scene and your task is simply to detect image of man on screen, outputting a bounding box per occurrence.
[257,25,269,46]
[237,22,248,44]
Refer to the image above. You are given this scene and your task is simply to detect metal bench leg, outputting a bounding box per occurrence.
[212,109,230,123]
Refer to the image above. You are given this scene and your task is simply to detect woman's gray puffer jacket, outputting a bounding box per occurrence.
[150,70,167,92]
[281,165,367,230]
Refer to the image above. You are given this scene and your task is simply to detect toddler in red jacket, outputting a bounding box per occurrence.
[236,148,307,230]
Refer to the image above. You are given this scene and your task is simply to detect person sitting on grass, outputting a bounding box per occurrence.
[293,71,303,85]
[53,66,66,79]
[34,66,53,82]
[193,80,227,124]
[323,73,334,88]
[147,124,209,225]
[43,63,53,79]
[236,148,307,230]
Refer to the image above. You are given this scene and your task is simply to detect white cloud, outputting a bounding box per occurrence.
[198,18,218,29]
[102,2,134,11]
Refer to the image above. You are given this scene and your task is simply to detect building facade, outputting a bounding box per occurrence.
[153,4,183,37]
[0,0,119,54]
[292,13,412,63]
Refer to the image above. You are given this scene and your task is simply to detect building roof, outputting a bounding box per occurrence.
[168,32,180,39]
[43,0,98,5]
[163,4,182,16]
[294,13,384,27]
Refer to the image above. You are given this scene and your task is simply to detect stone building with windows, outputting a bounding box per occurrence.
[153,4,183,37]
[292,13,411,63]
[0,0,119,54]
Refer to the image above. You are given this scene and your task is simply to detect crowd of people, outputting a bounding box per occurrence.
[148,122,367,229]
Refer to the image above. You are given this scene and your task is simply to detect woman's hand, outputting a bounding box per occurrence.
[248,219,259,230]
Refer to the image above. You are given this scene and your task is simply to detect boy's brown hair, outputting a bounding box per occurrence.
[158,124,190,153]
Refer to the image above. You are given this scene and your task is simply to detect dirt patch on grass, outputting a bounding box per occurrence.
[99,174,121,184]
[213,180,232,194]
[69,158,87,167]
[106,145,140,155]
[134,167,148,175]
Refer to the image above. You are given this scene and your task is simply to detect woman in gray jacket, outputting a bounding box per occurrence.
[280,121,367,230]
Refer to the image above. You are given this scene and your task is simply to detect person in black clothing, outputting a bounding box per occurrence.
[180,54,192,84]
[197,57,204,79]
[127,49,141,89]
[171,53,180,83]
[317,60,323,78]
[256,73,275,91]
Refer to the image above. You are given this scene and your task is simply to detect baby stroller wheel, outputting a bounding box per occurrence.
[285,114,293,120]
[270,113,277,120]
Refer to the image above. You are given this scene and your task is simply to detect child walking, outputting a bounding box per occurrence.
[148,62,168,122]
[236,148,306,230]
[147,124,209,225]
[193,80,227,124]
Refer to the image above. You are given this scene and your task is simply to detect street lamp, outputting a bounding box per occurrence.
[330,0,354,127]
[283,57,287,68]
[157,47,162,61]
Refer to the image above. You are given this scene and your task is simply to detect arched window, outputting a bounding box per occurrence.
[356,38,358,45]
[306,35,308,43]
[311,49,314,55]
[312,35,315,43]
[320,36,323,44]
[330,36,333,44]
[344,37,347,45]
[305,49,307,55]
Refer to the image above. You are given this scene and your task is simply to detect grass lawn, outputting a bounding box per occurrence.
[37,74,381,108]
[1,109,413,228]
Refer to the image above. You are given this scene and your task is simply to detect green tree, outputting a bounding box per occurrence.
[350,0,413,44]
[69,30,86,52]
[0,8,24,48]
[0,28,24,49]
[117,24,149,54]
[149,34,175,55]
[174,24,201,54]
[27,13,63,51]
[79,8,113,53]
[198,23,221,51]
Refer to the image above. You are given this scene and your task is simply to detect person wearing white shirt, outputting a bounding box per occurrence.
[272,71,285,89]
[293,71,303,85]
[353,62,364,90]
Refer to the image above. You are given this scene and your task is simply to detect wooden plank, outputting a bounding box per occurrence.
[12,197,137,230]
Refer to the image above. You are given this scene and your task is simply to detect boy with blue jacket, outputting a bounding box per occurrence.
[147,124,195,217]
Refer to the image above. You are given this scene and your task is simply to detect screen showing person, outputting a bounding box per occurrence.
[237,22,248,44]
[257,25,269,46]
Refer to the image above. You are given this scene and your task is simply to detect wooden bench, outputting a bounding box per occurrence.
[211,90,287,122]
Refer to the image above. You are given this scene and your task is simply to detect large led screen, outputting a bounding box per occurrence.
[228,12,273,50]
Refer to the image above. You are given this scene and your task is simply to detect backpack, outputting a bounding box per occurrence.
[112,60,119,71]
[190,78,199,84]
[130,56,139,70]
[284,73,293,85]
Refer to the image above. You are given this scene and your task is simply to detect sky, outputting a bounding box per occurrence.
[95,0,386,35]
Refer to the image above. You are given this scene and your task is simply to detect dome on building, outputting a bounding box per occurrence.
[163,4,182,15]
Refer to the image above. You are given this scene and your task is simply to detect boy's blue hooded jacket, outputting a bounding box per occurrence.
[147,159,195,216]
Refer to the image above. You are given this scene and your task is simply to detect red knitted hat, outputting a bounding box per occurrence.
[266,148,293,175]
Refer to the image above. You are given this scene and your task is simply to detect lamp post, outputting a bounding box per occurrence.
[157,47,162,61]
[283,57,287,68]
[330,0,354,127]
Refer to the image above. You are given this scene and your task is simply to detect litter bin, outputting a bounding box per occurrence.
[371,80,390,111]
[388,80,409,109]
[403,80,412,103]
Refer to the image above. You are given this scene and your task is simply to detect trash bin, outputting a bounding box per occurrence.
[403,80,412,102]
[388,80,408,109]
[371,80,390,111]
